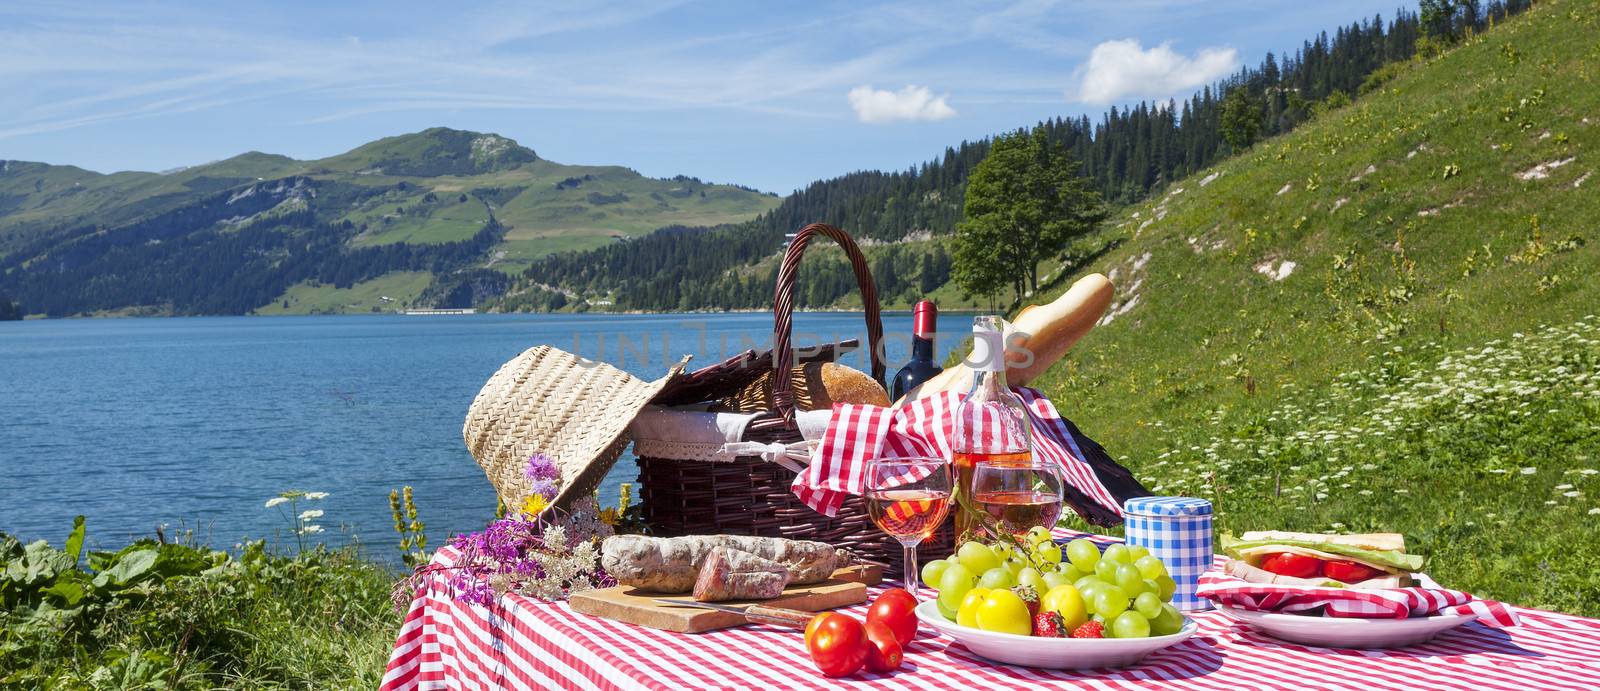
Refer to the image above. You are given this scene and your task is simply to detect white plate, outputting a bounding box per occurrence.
[1217,605,1477,649]
[915,600,1198,669]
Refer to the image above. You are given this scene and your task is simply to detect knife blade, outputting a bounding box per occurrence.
[654,599,816,628]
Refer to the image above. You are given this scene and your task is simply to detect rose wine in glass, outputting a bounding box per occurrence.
[951,315,1034,541]
[865,457,952,600]
[971,461,1064,538]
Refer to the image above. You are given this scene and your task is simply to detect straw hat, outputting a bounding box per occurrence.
[464,345,687,515]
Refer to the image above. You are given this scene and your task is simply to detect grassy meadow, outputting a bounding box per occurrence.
[1034,0,1600,615]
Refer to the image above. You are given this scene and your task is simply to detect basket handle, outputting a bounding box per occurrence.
[772,223,886,424]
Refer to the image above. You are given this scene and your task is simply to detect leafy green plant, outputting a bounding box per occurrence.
[389,486,429,568]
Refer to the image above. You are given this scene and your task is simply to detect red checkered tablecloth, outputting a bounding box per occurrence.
[382,531,1600,690]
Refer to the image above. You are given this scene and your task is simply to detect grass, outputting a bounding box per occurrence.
[1030,0,1600,615]
[255,271,433,315]
[0,522,398,689]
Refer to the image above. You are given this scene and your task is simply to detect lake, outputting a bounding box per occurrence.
[0,312,936,562]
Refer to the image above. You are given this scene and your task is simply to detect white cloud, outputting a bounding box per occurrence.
[847,85,957,124]
[1074,39,1238,105]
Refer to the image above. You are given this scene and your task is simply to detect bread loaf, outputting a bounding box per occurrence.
[894,273,1114,405]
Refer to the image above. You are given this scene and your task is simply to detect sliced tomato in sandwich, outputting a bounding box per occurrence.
[1259,552,1322,578]
[1322,559,1381,582]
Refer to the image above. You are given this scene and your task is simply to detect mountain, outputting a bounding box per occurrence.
[507,2,1534,313]
[0,128,780,316]
[1024,0,1597,609]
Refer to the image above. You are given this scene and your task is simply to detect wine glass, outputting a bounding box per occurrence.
[970,461,1064,539]
[864,456,953,600]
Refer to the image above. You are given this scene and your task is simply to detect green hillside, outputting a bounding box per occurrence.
[1030,0,1600,613]
[0,128,779,315]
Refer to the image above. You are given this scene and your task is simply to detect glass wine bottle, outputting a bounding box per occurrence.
[891,300,944,401]
[950,315,1034,541]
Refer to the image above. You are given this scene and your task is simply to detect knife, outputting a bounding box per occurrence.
[654,599,818,628]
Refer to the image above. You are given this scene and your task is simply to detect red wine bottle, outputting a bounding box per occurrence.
[891,301,944,400]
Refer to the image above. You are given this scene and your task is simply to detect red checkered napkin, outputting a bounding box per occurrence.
[1197,568,1521,627]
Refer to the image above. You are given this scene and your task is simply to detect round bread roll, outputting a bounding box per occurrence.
[720,361,890,412]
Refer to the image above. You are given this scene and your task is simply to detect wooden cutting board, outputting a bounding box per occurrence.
[570,564,882,633]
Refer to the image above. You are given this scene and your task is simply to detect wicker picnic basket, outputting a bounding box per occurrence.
[631,223,956,568]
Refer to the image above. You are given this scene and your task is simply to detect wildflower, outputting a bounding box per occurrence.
[1545,500,1558,506]
[1564,491,1582,498]
[1394,488,1409,494]
[299,509,324,520]
[599,507,621,526]
[300,524,325,534]
[526,452,561,499]
[522,494,550,516]
[1358,489,1373,496]
[265,497,288,508]
[1330,522,1347,530]
[1521,467,1537,475]
[1589,508,1600,515]
[526,452,559,480]
[1557,484,1574,490]
[306,492,329,500]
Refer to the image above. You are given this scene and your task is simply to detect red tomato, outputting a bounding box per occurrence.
[863,620,904,673]
[1260,552,1322,578]
[1323,559,1381,582]
[804,613,868,678]
[804,613,828,649]
[865,589,919,646]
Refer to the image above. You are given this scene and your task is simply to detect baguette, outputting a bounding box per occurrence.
[894,273,1114,405]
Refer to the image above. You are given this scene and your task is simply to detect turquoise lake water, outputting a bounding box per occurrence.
[0,312,927,560]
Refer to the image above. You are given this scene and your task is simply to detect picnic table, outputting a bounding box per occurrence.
[382,530,1600,690]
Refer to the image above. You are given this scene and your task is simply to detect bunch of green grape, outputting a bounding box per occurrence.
[921,527,1186,638]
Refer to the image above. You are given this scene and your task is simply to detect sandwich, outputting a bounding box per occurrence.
[1219,531,1426,589]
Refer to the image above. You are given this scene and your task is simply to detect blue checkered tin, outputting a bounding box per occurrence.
[1122,496,1214,611]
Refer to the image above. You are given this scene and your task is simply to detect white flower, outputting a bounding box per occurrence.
[305,492,330,500]
[1395,488,1410,494]
[1564,491,1582,498]
[299,509,325,520]
[1589,508,1600,516]
[265,497,288,508]
[299,524,325,534]
[1557,484,1574,490]
[1358,489,1374,496]
[1545,500,1558,506]
[1521,467,1538,475]
[1330,522,1347,530]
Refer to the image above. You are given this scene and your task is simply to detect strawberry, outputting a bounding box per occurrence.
[1010,584,1039,618]
[1070,621,1106,639]
[1032,611,1067,638]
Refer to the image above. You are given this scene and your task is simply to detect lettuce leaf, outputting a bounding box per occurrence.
[1219,533,1426,572]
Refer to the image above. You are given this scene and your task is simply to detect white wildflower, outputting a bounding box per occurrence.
[299,509,324,520]
[1556,484,1574,490]
[1358,489,1374,496]
[305,492,330,500]
[1395,488,1410,494]
[1564,491,1582,498]
[1330,522,1346,530]
[1521,467,1537,475]
[265,497,288,508]
[1589,508,1600,515]
[1545,500,1558,506]
[299,524,325,534]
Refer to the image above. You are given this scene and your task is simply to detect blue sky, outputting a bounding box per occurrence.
[1,0,1403,193]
